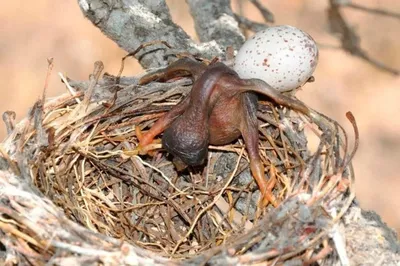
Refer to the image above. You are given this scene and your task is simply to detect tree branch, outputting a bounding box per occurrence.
[249,0,274,23]
[186,0,245,51]
[234,14,268,33]
[77,0,224,68]
[344,2,400,20]
[328,1,399,75]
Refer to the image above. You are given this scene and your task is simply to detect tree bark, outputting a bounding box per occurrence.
[186,0,245,51]
[77,0,230,68]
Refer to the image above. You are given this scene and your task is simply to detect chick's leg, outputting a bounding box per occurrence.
[240,92,277,208]
[229,77,310,116]
[136,96,190,155]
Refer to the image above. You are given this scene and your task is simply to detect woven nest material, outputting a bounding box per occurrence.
[0,60,357,265]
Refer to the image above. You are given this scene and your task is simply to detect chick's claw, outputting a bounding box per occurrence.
[260,174,278,208]
[132,127,161,156]
[250,160,278,208]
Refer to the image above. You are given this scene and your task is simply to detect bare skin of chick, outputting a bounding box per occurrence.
[135,57,310,207]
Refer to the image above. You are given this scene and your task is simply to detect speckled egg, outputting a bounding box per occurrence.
[233,25,318,92]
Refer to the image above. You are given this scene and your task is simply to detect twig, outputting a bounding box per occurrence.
[134,155,185,194]
[234,14,268,33]
[59,72,81,104]
[82,61,104,111]
[42,58,54,104]
[330,221,350,266]
[117,41,172,84]
[249,0,274,23]
[343,2,400,20]
[171,148,245,254]
[2,111,16,136]
[328,1,399,75]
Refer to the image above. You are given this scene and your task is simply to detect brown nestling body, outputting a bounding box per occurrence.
[136,57,310,207]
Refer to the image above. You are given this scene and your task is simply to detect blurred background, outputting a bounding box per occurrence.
[1,1,399,234]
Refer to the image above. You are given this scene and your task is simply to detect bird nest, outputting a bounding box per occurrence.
[0,59,357,265]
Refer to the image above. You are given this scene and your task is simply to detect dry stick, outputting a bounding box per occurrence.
[64,216,121,246]
[271,105,290,168]
[16,238,45,260]
[51,241,113,257]
[234,14,268,33]
[235,0,274,33]
[343,2,400,19]
[213,179,255,235]
[0,145,20,175]
[261,131,285,165]
[295,111,332,192]
[304,114,357,248]
[342,112,359,171]
[315,111,355,193]
[59,72,81,104]
[43,91,84,113]
[309,135,349,209]
[82,61,104,111]
[134,155,185,194]
[2,111,16,136]
[311,130,338,202]
[298,139,325,193]
[249,0,274,23]
[239,228,327,264]
[42,58,54,104]
[5,242,43,266]
[278,133,307,193]
[332,112,359,224]
[203,210,273,261]
[84,107,169,127]
[304,238,333,264]
[78,83,187,131]
[14,59,54,155]
[277,109,303,152]
[117,40,172,84]
[171,148,245,255]
[328,2,399,75]
[333,123,342,173]
[0,206,47,250]
[32,58,55,151]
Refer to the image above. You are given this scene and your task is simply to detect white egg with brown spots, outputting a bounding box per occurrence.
[233,25,318,92]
